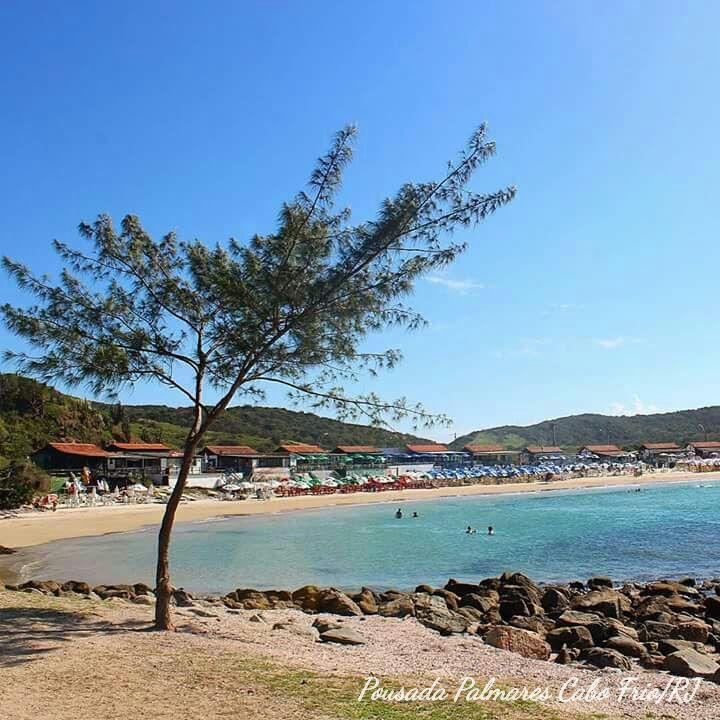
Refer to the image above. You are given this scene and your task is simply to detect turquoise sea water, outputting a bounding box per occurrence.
[17,480,720,593]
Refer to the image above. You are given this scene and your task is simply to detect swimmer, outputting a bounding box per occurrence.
[412,511,419,518]
[395,508,403,519]
[488,526,494,535]
[466,526,476,534]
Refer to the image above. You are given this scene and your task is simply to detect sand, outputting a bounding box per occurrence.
[0,469,716,550]
[1,589,717,720]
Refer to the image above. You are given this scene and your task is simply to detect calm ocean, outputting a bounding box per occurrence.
[18,479,720,593]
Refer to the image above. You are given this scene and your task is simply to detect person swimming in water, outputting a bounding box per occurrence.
[395,508,403,519]
[488,526,494,535]
[466,526,476,534]
[412,511,418,518]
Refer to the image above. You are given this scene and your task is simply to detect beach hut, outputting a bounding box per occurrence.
[463,444,521,466]
[687,441,720,458]
[203,445,262,475]
[521,446,564,464]
[32,442,114,472]
[638,442,682,464]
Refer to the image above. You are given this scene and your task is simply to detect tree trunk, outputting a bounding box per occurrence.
[154,438,200,629]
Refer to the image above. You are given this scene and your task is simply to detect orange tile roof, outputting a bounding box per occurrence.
[464,444,506,453]
[108,442,170,451]
[639,442,681,450]
[525,446,563,454]
[406,443,449,454]
[690,441,720,449]
[582,445,623,453]
[205,445,260,456]
[334,445,381,454]
[47,442,114,458]
[276,443,326,454]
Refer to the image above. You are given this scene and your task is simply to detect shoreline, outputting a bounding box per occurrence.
[0,469,717,553]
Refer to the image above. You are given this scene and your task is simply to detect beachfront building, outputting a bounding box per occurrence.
[332,445,385,471]
[638,442,682,464]
[579,444,634,461]
[32,442,113,472]
[275,443,331,471]
[105,442,172,475]
[521,446,565,464]
[687,441,720,458]
[202,445,263,476]
[463,444,521,465]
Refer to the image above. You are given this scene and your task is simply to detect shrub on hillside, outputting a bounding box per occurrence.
[0,462,50,510]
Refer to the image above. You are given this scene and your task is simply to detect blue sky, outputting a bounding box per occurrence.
[1,1,719,441]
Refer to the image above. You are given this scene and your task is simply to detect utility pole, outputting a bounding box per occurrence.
[551,422,557,446]
[698,423,708,442]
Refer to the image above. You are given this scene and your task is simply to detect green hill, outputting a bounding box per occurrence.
[0,374,426,467]
[451,408,720,451]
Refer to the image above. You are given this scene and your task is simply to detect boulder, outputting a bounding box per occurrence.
[664,649,720,678]
[432,589,460,610]
[248,613,267,623]
[555,647,579,664]
[484,626,550,660]
[378,596,415,618]
[638,621,676,642]
[580,647,632,671]
[62,580,92,595]
[0,545,17,555]
[456,606,486,623]
[172,589,195,607]
[312,617,343,634]
[316,589,362,616]
[461,593,498,614]
[546,626,594,651]
[414,594,467,635]
[445,579,480,597]
[572,589,630,619]
[354,588,378,615]
[705,596,720,620]
[228,589,269,610]
[499,593,542,620]
[508,616,546,635]
[604,618,639,641]
[587,576,613,590]
[133,583,153,596]
[674,621,710,643]
[642,581,699,598]
[658,638,708,656]
[264,589,294,606]
[604,636,646,659]
[541,587,569,613]
[132,595,155,606]
[556,610,610,643]
[415,584,435,594]
[21,580,61,594]
[292,585,321,612]
[272,620,320,641]
[320,627,366,645]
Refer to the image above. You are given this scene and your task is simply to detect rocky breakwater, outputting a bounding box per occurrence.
[7,571,720,681]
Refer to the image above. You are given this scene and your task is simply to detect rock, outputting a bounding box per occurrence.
[432,589,460,610]
[499,593,542,620]
[248,613,267,623]
[316,589,362,616]
[587,576,613,590]
[272,621,319,642]
[354,588,378,615]
[456,606,486,623]
[444,579,480,597]
[547,626,594,651]
[664,649,720,678]
[99,589,135,601]
[658,638,708,655]
[639,621,676,642]
[312,617,343,634]
[461,593,498,614]
[604,636,646,658]
[184,606,218,618]
[415,584,434,594]
[292,585,321,612]
[641,654,666,670]
[604,618,639,641]
[642,581,699,598]
[378,596,415,618]
[264,589,294,605]
[541,587,569,613]
[0,545,17,555]
[62,580,92,595]
[320,628,366,645]
[508,616,546,635]
[230,589,269,610]
[132,595,155,606]
[580,647,632,671]
[133,583,153,596]
[556,610,610,643]
[674,621,710,643]
[679,577,696,587]
[414,595,467,635]
[483,626,550,660]
[705,596,720,620]
[555,647,579,664]
[21,580,61,594]
[172,589,195,607]
[572,589,630,619]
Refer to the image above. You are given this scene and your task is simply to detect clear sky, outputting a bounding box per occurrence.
[1,1,719,441]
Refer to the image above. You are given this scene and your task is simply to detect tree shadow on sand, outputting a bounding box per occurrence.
[0,604,150,668]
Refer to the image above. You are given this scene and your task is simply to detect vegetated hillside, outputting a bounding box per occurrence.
[451,408,720,451]
[0,374,427,465]
[117,404,427,452]
[0,374,113,468]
